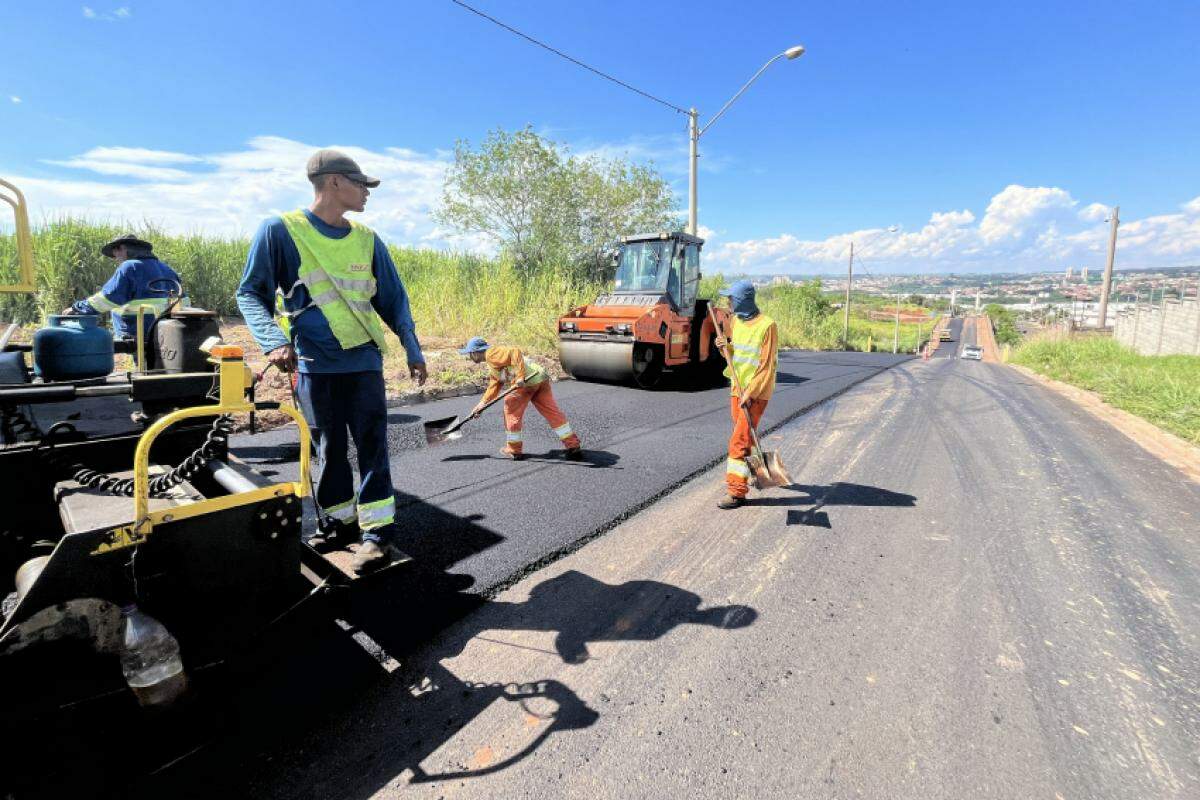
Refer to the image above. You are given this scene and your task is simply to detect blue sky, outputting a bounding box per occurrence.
[2,0,1198,274]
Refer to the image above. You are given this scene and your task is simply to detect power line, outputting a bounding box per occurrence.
[449,0,688,115]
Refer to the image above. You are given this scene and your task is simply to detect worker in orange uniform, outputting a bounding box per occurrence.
[714,280,778,510]
[460,337,583,461]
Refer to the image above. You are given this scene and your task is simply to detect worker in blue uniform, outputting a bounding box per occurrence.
[236,149,427,575]
[62,234,185,367]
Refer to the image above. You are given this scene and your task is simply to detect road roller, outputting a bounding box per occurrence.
[557,231,730,387]
[0,180,407,795]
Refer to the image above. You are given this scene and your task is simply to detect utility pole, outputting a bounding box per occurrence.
[893,293,901,353]
[687,108,699,235]
[842,242,854,349]
[1097,206,1120,328]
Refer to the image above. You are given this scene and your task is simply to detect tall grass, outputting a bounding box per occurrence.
[1013,335,1200,444]
[0,219,601,356]
[3,221,933,361]
[701,274,932,352]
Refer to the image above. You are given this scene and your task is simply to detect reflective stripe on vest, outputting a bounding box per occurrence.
[725,316,771,392]
[279,210,388,353]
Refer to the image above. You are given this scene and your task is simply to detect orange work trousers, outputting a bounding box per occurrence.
[726,395,769,498]
[503,381,581,455]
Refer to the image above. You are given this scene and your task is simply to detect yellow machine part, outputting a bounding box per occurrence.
[0,179,36,293]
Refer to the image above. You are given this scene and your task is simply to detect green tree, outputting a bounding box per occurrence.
[436,127,678,280]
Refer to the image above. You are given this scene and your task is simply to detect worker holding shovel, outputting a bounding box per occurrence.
[459,337,583,461]
[713,280,779,509]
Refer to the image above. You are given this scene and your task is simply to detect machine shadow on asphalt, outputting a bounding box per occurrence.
[133,568,757,798]
[440,448,621,469]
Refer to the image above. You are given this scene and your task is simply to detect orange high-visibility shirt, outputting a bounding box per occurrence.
[480,346,547,404]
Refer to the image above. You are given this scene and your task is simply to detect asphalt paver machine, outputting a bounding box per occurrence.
[0,180,392,794]
[557,231,729,387]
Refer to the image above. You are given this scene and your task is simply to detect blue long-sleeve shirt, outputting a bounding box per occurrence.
[235,210,424,374]
[73,257,183,338]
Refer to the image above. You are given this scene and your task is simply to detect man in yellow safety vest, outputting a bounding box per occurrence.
[236,149,427,574]
[714,280,778,509]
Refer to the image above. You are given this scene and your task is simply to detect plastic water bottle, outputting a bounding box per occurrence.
[119,604,189,708]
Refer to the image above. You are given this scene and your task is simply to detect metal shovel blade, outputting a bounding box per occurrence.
[424,415,466,446]
[749,450,793,489]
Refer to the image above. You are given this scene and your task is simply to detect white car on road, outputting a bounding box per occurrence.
[961,345,983,361]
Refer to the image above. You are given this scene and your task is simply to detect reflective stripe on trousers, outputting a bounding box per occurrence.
[502,382,580,454]
[358,496,396,531]
[725,395,768,498]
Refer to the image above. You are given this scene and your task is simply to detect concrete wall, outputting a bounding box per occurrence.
[1113,298,1200,355]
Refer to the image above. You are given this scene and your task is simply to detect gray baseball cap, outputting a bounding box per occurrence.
[306,149,380,187]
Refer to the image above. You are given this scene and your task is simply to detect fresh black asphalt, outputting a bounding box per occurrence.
[231,350,909,593]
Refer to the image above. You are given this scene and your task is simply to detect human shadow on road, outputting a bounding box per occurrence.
[347,569,757,791]
[777,482,916,527]
[134,566,757,798]
[787,482,916,507]
[440,449,621,469]
[775,371,811,385]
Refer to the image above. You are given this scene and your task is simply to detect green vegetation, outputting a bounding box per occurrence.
[701,275,934,352]
[984,303,1021,345]
[0,220,601,358]
[1012,336,1200,445]
[436,127,677,281]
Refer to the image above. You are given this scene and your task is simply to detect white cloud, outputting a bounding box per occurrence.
[13,135,470,249]
[710,189,1200,274]
[9,96,20,104]
[10,139,1200,273]
[76,146,202,165]
[82,5,132,22]
[977,185,1076,245]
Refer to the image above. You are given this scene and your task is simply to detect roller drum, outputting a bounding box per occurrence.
[558,339,635,383]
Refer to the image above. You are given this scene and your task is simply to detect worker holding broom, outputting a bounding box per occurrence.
[714,280,778,510]
[459,337,583,461]
[236,149,426,575]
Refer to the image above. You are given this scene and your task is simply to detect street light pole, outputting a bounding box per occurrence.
[688,108,699,236]
[686,45,805,235]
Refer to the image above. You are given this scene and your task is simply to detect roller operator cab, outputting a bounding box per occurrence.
[557,232,730,387]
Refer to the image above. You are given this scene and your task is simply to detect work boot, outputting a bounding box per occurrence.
[350,540,408,575]
[501,450,527,461]
[564,447,585,461]
[306,520,358,553]
[717,494,746,510]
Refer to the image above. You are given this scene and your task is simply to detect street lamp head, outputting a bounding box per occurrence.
[784,45,806,60]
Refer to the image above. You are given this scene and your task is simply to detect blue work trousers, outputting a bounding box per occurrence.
[295,370,396,544]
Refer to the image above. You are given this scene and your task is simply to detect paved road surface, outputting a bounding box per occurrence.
[232,351,908,592]
[181,342,1200,799]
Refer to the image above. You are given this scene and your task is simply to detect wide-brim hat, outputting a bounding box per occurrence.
[100,233,153,258]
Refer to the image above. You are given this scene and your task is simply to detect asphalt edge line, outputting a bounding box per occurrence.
[1007,362,1200,485]
[480,356,913,598]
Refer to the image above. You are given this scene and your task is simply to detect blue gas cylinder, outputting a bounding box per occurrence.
[33,315,115,381]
